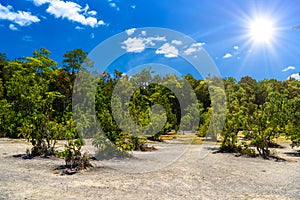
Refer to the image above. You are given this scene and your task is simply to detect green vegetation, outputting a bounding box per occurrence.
[56,138,91,170]
[0,48,299,163]
[222,77,300,158]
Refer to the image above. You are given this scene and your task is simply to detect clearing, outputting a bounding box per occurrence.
[0,137,299,199]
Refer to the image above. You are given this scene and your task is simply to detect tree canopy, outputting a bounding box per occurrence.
[0,48,299,159]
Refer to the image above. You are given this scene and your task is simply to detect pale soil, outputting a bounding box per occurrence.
[0,138,299,200]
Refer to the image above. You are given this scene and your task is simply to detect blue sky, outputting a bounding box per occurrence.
[0,0,300,81]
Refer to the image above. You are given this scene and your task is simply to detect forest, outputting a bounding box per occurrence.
[0,47,299,168]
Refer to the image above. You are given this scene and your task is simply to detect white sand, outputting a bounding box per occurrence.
[0,138,299,200]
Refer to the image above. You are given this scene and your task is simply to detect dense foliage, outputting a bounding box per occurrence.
[0,48,299,159]
[222,76,300,158]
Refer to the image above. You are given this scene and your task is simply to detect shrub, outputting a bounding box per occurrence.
[128,136,146,151]
[220,132,256,157]
[56,138,91,170]
[238,142,256,157]
[220,131,238,152]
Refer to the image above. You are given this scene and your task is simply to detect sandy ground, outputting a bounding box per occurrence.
[0,138,299,200]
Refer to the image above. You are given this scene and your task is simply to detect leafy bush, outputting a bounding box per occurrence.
[221,132,256,157]
[238,142,256,157]
[92,133,129,160]
[251,135,270,159]
[56,138,91,170]
[128,136,146,151]
[220,131,238,152]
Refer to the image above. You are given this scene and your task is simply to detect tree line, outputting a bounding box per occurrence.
[0,47,299,161]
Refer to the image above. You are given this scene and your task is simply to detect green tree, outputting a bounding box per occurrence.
[284,77,300,147]
[250,90,287,158]
[222,78,248,151]
[3,48,64,155]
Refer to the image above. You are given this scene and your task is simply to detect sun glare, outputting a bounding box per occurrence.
[249,17,275,44]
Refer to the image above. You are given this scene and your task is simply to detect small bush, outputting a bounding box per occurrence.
[56,138,91,170]
[220,132,238,152]
[238,142,256,157]
[128,136,146,151]
[220,132,257,157]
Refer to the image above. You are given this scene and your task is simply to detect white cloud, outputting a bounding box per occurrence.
[33,0,105,28]
[46,1,102,27]
[288,73,300,80]
[143,36,166,46]
[109,2,116,8]
[75,26,84,30]
[141,31,146,36]
[108,1,120,11]
[183,42,205,55]
[171,40,182,45]
[9,24,18,31]
[88,10,97,16]
[0,4,40,26]
[33,0,50,6]
[192,42,205,47]
[97,20,105,25]
[233,45,239,50]
[184,48,196,55]
[125,28,136,35]
[122,36,167,53]
[223,53,232,59]
[282,65,295,72]
[122,37,145,53]
[82,4,89,14]
[156,43,179,58]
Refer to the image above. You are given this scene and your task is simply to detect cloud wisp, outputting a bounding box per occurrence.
[125,28,136,36]
[282,65,295,72]
[108,0,120,11]
[171,40,182,45]
[183,43,205,55]
[22,35,33,42]
[223,53,232,59]
[9,24,18,31]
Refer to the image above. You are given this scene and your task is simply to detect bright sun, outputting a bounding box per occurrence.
[249,17,275,44]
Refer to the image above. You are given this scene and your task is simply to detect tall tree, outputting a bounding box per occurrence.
[63,48,89,74]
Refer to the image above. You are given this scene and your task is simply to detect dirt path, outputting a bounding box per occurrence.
[0,138,299,199]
